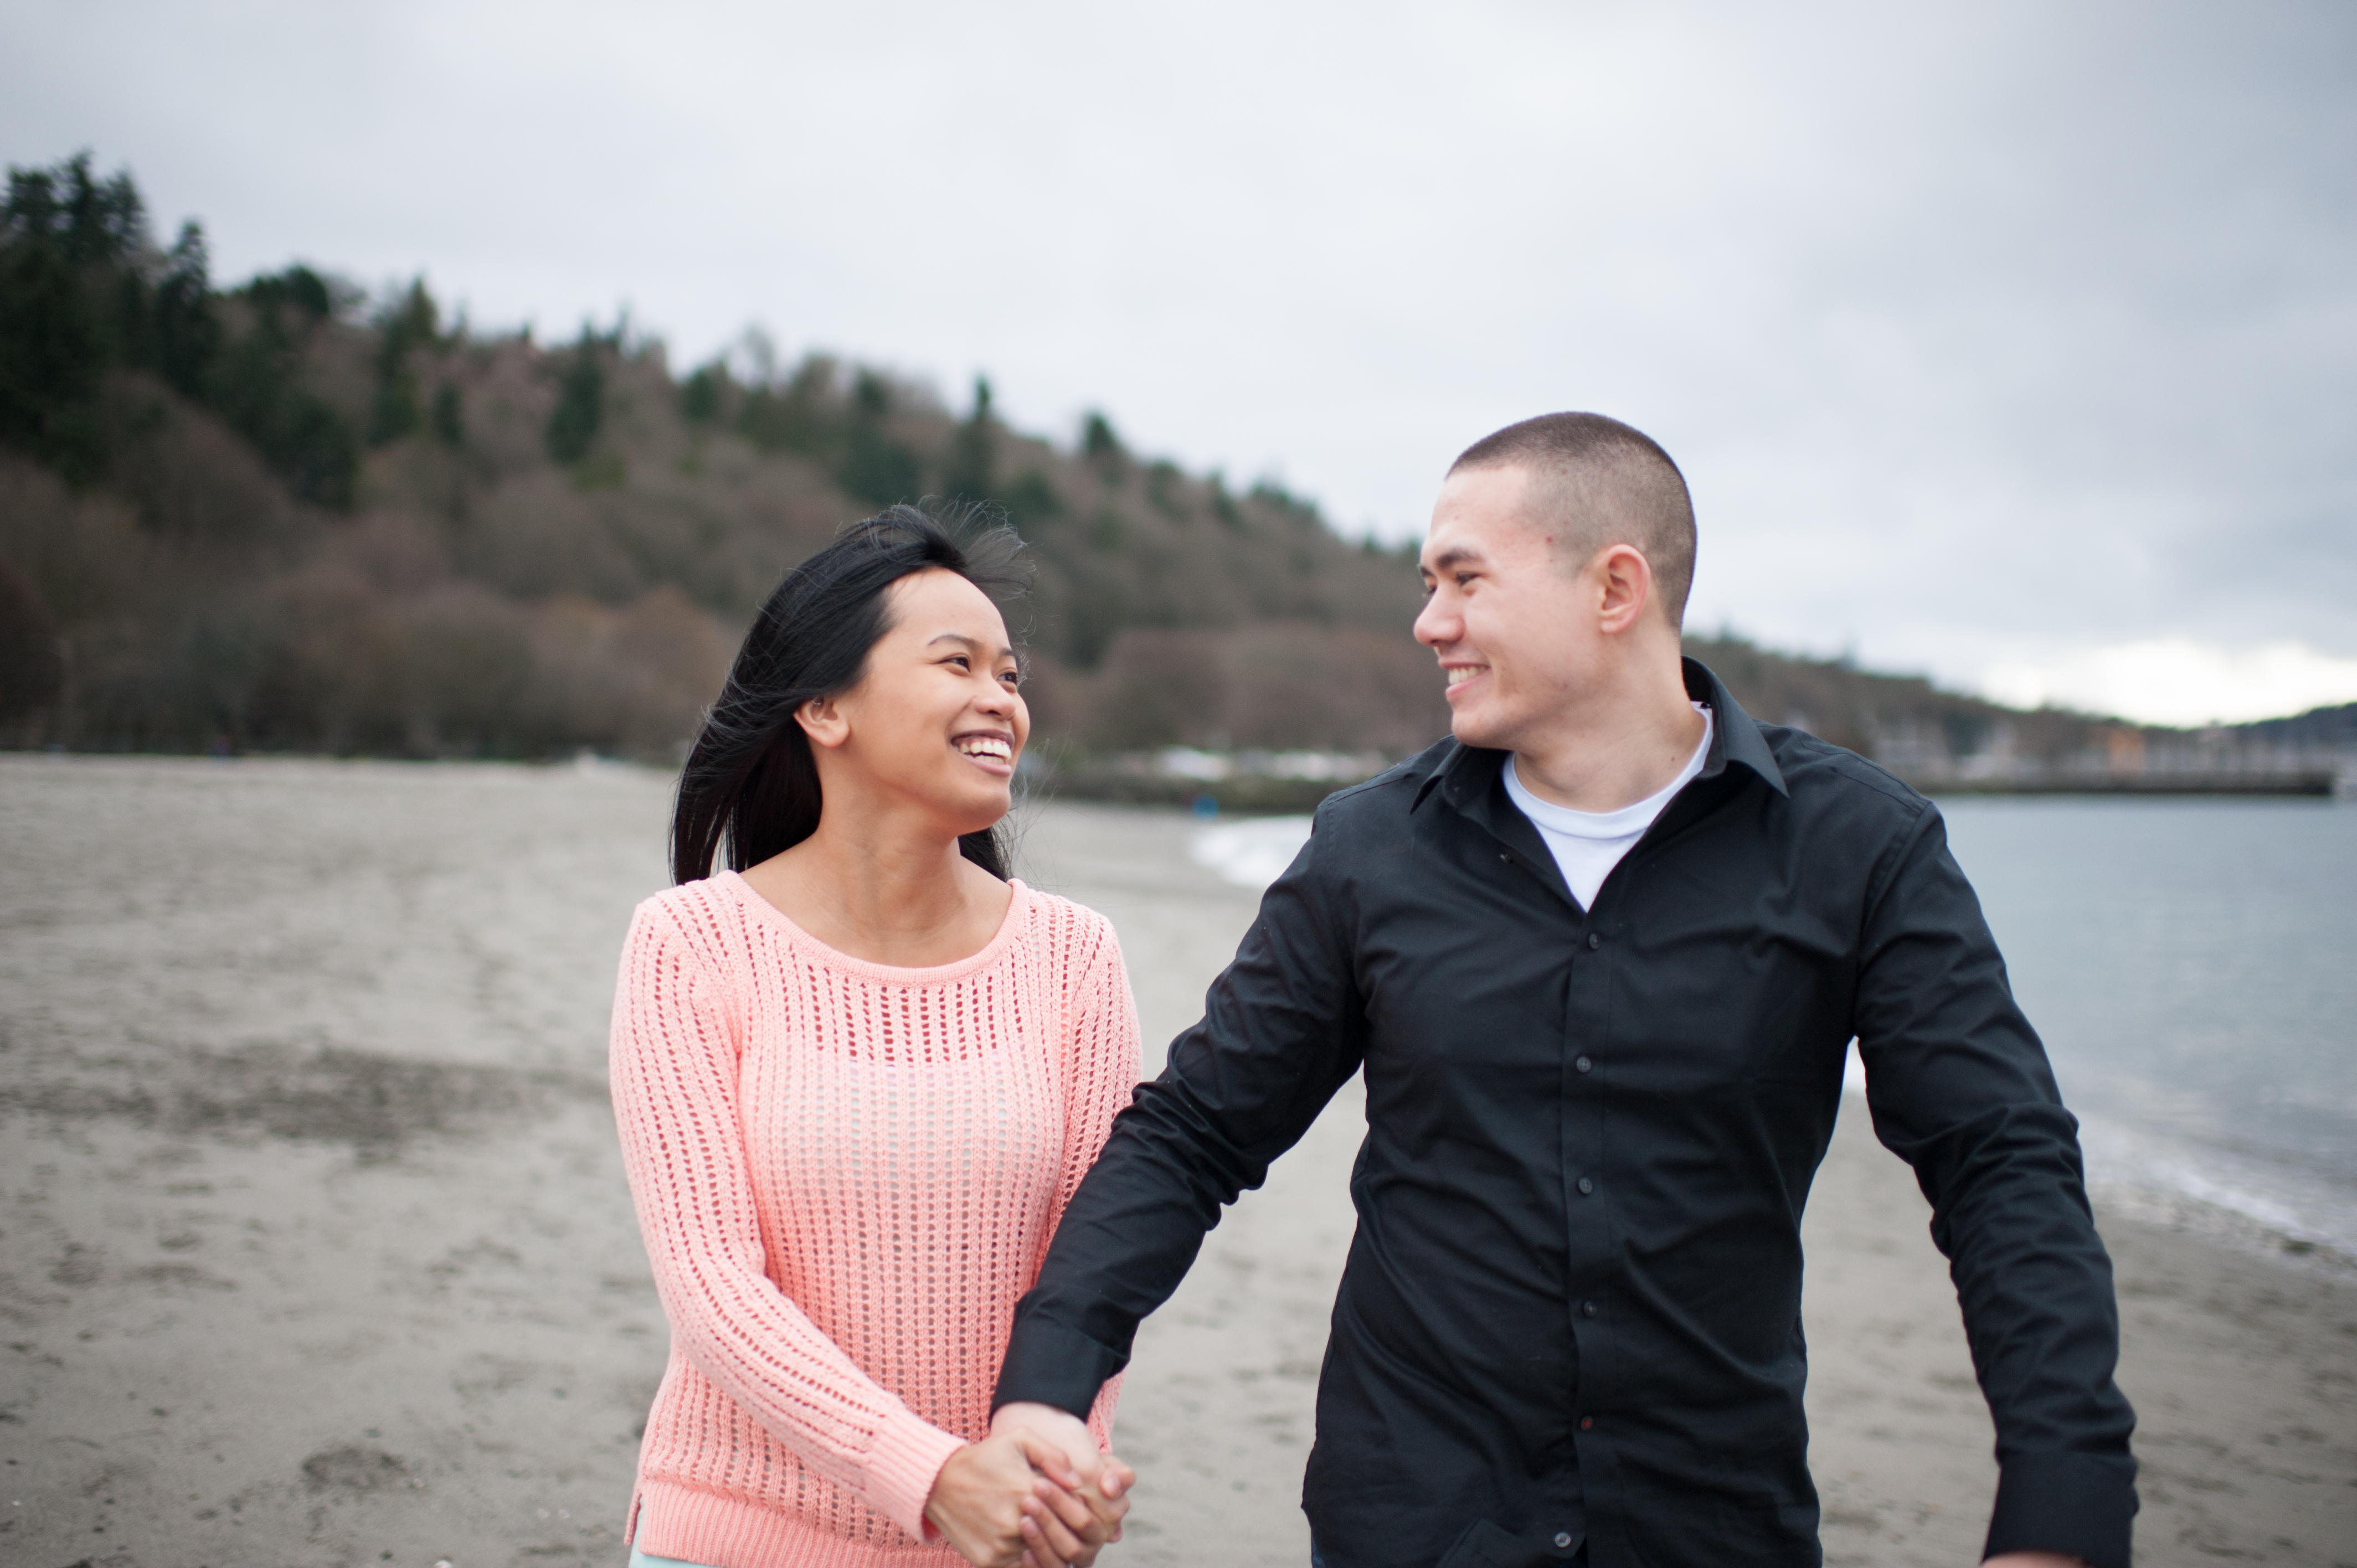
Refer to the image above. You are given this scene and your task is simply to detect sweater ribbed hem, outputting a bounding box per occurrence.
[632,1479,965,1568]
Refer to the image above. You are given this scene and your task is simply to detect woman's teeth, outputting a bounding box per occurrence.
[959,736,1012,761]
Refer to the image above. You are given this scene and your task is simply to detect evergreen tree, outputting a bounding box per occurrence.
[1081,409,1125,474]
[940,374,997,502]
[369,277,439,445]
[152,221,219,398]
[0,156,126,480]
[210,265,359,509]
[545,327,605,462]
[680,361,726,425]
[834,369,922,506]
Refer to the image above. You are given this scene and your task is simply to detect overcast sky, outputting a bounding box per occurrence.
[7,0,2353,724]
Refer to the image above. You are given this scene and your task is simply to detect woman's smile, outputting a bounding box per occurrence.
[955,730,1016,775]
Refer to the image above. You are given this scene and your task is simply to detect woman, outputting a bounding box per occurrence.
[610,507,1140,1568]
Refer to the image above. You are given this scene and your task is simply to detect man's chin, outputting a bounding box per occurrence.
[1449,709,1511,752]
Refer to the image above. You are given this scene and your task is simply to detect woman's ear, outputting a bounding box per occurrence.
[792,694,852,751]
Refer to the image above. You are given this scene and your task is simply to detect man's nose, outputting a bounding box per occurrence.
[1413,596,1456,647]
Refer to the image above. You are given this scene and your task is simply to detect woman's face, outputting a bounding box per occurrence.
[812,569,1030,837]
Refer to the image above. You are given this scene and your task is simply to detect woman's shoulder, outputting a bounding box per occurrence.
[625,873,760,972]
[1011,883,1123,972]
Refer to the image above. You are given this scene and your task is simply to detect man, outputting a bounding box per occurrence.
[990,414,2136,1567]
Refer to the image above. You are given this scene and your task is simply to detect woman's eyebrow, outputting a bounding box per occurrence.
[924,632,1016,659]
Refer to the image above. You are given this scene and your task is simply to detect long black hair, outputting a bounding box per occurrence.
[671,503,1030,886]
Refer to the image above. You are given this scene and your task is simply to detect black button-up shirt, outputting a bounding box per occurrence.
[996,660,2137,1568]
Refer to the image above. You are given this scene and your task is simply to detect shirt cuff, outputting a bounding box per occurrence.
[863,1406,970,1543]
[1984,1450,2137,1568]
[992,1309,1128,1420]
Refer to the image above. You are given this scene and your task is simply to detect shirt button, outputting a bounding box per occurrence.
[1582,1299,1598,1318]
[1574,1054,1592,1074]
[1555,1532,1574,1549]
[1576,1176,1594,1195]
[1586,932,1602,950]
[1579,1416,1594,1431]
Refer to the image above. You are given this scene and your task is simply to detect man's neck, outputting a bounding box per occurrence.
[1509,655,1707,814]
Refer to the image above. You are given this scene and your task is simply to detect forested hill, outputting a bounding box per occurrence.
[0,153,1452,760]
[2,153,2343,783]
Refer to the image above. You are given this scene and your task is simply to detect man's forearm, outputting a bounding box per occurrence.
[995,1075,1265,1413]
[1852,814,2138,1568]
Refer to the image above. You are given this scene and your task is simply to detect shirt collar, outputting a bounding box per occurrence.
[1411,653,1787,813]
[1682,656,1788,797]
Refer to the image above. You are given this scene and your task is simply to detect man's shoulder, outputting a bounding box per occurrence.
[1314,736,1456,823]
[1755,721,1935,828]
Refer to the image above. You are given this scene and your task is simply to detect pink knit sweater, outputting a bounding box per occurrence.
[610,871,1141,1568]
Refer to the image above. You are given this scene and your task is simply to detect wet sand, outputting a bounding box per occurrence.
[1,758,2350,1567]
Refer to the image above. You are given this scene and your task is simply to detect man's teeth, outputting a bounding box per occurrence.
[1447,667,1481,687]
[959,737,1012,760]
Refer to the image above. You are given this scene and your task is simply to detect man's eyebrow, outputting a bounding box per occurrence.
[925,632,1017,659]
[1423,544,1487,572]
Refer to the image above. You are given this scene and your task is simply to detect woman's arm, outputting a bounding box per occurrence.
[1053,914,1146,1223]
[609,900,966,1541]
[989,912,1149,1556]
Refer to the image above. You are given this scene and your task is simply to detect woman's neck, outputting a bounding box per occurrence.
[739,802,1011,968]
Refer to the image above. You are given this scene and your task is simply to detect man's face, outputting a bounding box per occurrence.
[1414,463,1603,752]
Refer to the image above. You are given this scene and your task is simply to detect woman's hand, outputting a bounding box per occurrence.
[926,1427,1102,1568]
[991,1401,1134,1560]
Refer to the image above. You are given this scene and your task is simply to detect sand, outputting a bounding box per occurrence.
[1,757,2350,1568]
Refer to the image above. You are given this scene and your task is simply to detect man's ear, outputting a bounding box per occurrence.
[793,694,852,751]
[1594,544,1654,635]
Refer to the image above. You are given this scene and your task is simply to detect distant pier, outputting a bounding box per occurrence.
[1916,768,2345,798]
[1048,746,2357,812]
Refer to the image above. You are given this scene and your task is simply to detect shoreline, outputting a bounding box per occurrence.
[2087,1175,2357,1282]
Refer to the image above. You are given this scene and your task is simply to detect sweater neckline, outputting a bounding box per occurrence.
[717,868,1033,984]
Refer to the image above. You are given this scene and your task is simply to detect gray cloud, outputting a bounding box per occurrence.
[3,0,2350,713]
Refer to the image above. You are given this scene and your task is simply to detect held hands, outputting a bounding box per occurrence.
[991,1400,1135,1559]
[923,1409,1134,1568]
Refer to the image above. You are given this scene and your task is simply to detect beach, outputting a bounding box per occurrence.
[1,757,2351,1567]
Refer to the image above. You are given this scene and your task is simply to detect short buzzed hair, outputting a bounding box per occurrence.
[1449,412,1697,629]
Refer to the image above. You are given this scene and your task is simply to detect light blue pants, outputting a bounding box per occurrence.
[630,1546,718,1568]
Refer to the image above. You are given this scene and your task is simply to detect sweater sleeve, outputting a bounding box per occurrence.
[1054,916,1145,1221]
[609,899,967,1541]
[1053,914,1144,1445]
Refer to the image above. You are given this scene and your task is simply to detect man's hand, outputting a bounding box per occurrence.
[926,1427,1091,1568]
[991,1401,1134,1562]
[1985,1555,2088,1567]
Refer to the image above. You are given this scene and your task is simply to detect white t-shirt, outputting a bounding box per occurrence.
[1502,705,1714,911]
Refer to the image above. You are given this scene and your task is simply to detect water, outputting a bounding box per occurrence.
[1192,798,2357,1258]
[1942,798,2357,1257]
